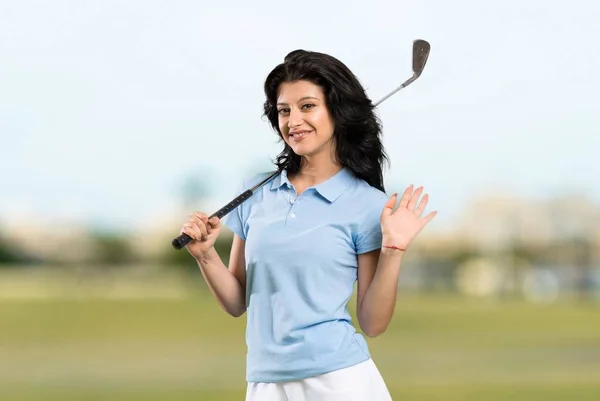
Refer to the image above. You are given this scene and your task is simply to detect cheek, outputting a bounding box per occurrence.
[313,118,334,138]
[311,111,333,133]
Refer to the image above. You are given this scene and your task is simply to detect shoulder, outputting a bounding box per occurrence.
[346,178,390,230]
[335,174,389,227]
[349,178,390,212]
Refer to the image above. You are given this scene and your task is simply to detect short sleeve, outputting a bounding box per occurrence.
[354,192,388,254]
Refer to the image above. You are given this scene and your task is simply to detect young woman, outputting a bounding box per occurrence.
[180,49,437,401]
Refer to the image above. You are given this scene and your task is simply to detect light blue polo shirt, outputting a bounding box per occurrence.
[224,167,389,383]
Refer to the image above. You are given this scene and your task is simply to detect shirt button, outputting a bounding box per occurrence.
[290,212,296,218]
[290,198,295,204]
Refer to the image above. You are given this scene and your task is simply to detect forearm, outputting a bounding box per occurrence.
[358,247,404,337]
[196,247,246,317]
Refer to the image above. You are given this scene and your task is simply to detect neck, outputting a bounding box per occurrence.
[294,151,342,186]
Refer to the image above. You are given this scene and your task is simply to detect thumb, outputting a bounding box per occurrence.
[208,216,221,229]
[381,193,397,218]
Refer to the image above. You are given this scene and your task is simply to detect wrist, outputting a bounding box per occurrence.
[382,244,406,251]
[195,246,217,263]
[381,245,406,256]
[381,238,407,253]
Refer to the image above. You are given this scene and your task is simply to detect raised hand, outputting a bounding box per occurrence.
[380,185,437,251]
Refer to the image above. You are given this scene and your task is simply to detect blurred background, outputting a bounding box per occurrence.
[1,0,599,400]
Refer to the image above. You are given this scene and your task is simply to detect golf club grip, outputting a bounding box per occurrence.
[171,189,254,250]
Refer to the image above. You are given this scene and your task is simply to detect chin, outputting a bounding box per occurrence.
[289,144,315,157]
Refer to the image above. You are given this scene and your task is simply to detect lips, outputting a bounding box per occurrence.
[288,130,312,142]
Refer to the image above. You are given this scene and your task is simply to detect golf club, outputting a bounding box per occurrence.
[172,39,431,250]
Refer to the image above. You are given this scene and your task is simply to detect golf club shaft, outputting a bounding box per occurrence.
[373,76,416,106]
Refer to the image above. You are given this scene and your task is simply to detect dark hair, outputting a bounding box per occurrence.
[262,49,389,192]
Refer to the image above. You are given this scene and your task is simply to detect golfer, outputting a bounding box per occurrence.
[180,49,437,401]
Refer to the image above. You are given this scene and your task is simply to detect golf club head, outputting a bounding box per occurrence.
[371,39,431,106]
[412,39,431,77]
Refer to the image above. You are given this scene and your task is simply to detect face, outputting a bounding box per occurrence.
[276,80,335,158]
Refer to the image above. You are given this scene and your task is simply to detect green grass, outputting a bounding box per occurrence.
[1,291,600,401]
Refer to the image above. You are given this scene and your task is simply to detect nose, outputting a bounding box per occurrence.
[288,107,303,128]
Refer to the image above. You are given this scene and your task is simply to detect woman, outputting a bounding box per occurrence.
[180,49,437,401]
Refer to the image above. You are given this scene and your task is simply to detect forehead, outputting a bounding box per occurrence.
[277,80,324,102]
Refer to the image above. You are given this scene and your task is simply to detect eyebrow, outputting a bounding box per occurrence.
[277,96,320,106]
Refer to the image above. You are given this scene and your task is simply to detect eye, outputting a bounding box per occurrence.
[277,108,290,115]
[301,103,315,110]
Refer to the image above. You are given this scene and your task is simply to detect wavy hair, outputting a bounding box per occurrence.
[262,49,389,192]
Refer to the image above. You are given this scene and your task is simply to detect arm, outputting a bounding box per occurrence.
[356,247,404,337]
[356,185,437,337]
[196,234,247,317]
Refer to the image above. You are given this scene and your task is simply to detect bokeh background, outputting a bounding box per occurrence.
[1,1,599,400]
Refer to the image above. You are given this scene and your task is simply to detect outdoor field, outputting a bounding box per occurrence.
[2,282,600,401]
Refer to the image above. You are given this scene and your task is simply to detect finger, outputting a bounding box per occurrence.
[421,210,438,225]
[191,221,206,241]
[414,193,429,217]
[197,220,208,240]
[204,216,220,236]
[208,216,221,229]
[186,219,206,241]
[398,185,414,208]
[190,212,207,223]
[181,225,201,242]
[190,214,209,239]
[201,215,213,235]
[407,186,424,210]
[197,214,211,237]
[191,212,208,224]
[381,193,398,218]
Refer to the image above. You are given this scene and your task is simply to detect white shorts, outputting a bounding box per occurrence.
[245,358,393,401]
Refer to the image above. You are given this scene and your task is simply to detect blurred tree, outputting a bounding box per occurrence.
[90,231,135,265]
[0,241,25,265]
[570,234,595,299]
[0,234,38,266]
[448,248,480,265]
[511,244,543,264]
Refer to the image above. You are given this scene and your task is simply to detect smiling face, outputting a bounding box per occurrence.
[276,80,335,159]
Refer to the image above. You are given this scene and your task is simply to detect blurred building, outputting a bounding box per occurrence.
[1,215,96,264]
[453,190,600,259]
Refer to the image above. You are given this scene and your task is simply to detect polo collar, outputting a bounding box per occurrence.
[270,167,354,202]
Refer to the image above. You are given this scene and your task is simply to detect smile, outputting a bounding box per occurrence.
[289,130,312,142]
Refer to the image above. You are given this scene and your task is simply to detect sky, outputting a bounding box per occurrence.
[0,0,598,232]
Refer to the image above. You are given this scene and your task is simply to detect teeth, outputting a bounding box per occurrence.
[291,131,309,140]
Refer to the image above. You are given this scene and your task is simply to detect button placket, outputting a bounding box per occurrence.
[287,195,303,222]
[284,186,309,224]
[289,197,297,219]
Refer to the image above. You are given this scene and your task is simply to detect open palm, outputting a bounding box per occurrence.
[380,185,437,250]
